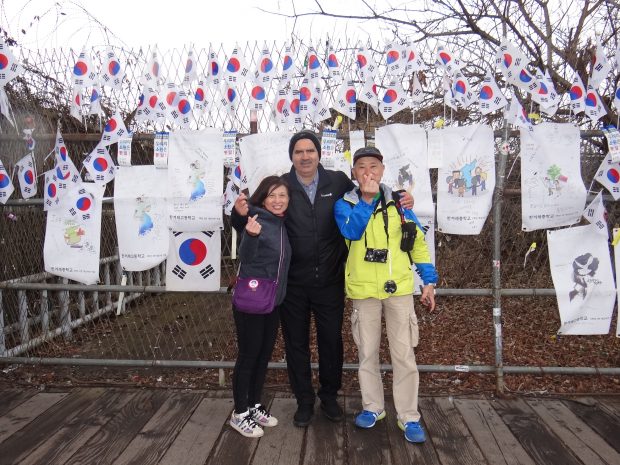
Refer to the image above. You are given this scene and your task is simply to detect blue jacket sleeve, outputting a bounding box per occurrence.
[334,197,376,240]
[402,208,438,285]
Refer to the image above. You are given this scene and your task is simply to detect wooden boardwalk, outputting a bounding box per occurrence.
[0,387,618,465]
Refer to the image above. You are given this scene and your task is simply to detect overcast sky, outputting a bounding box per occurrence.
[1,0,395,50]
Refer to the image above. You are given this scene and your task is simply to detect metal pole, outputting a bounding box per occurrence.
[0,291,5,356]
[492,127,510,395]
[17,290,29,346]
[0,356,618,376]
[59,279,72,341]
[40,289,49,334]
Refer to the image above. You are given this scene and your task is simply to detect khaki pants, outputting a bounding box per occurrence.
[351,294,420,423]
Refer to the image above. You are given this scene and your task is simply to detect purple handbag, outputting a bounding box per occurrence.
[232,277,278,314]
[232,225,284,315]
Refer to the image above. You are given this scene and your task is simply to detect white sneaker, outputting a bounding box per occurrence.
[230,410,264,438]
[250,403,278,427]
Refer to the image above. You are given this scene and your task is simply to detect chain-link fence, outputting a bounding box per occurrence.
[0,42,618,393]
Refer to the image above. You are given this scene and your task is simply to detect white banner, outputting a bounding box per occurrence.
[44,183,105,284]
[166,230,221,291]
[114,166,169,272]
[548,224,615,335]
[167,129,223,231]
[436,125,495,235]
[521,123,586,231]
[375,124,434,218]
[238,132,292,194]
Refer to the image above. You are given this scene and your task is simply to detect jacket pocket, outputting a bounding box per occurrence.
[351,308,361,347]
[409,308,419,348]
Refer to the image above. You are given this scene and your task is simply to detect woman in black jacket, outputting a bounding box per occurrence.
[230,176,292,438]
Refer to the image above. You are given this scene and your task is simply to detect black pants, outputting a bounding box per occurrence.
[232,305,280,414]
[280,283,344,406]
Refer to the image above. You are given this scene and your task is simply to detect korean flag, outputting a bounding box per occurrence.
[166,231,221,291]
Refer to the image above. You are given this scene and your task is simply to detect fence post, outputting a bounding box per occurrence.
[492,129,509,395]
[104,263,112,308]
[17,290,30,347]
[40,289,49,334]
[78,291,86,320]
[59,278,72,341]
[0,290,5,355]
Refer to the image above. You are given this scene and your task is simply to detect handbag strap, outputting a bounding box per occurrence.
[275,223,284,284]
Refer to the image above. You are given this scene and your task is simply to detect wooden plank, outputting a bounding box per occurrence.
[0,388,106,464]
[493,398,583,465]
[343,396,391,465]
[594,397,620,421]
[0,392,67,444]
[561,398,620,453]
[527,399,620,465]
[302,399,345,465]
[205,397,258,465]
[159,397,232,465]
[0,389,37,416]
[384,397,441,465]
[112,392,203,465]
[19,389,137,465]
[454,399,536,465]
[252,397,305,465]
[419,397,487,465]
[64,390,168,465]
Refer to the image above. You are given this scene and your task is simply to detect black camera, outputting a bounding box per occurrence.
[364,248,388,263]
[384,280,397,294]
[400,222,417,252]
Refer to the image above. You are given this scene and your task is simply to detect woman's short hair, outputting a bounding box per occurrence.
[248,175,290,207]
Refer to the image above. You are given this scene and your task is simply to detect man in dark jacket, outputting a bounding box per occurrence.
[233,130,412,427]
[233,130,352,426]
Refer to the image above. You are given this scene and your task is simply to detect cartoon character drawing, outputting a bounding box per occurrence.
[397,164,415,193]
[568,253,599,301]
[471,173,479,196]
[134,196,154,236]
[188,160,206,202]
[475,166,487,192]
[544,165,567,196]
[63,221,85,248]
[460,159,477,189]
[447,170,463,195]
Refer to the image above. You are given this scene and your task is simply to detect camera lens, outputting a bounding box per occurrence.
[384,280,397,294]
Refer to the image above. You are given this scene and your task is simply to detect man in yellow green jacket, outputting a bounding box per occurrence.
[334,146,438,443]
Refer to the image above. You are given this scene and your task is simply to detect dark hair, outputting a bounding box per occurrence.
[248,175,290,207]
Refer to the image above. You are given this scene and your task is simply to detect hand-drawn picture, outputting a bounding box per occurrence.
[445,158,489,197]
[542,164,568,197]
[396,164,415,193]
[63,220,85,248]
[134,196,154,236]
[188,160,206,202]
[568,253,600,301]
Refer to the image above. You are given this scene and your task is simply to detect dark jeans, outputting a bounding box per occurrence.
[232,305,280,414]
[280,283,344,406]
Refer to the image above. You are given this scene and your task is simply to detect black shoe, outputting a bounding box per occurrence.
[293,404,314,427]
[321,398,344,422]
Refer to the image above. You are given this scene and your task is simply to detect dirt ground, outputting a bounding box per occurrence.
[1,294,618,396]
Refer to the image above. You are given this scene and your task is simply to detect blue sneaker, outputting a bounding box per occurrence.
[355,410,386,428]
[398,420,426,443]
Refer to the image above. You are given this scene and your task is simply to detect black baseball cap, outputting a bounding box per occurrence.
[353,146,383,164]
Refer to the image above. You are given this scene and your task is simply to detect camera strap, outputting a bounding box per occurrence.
[389,191,414,266]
